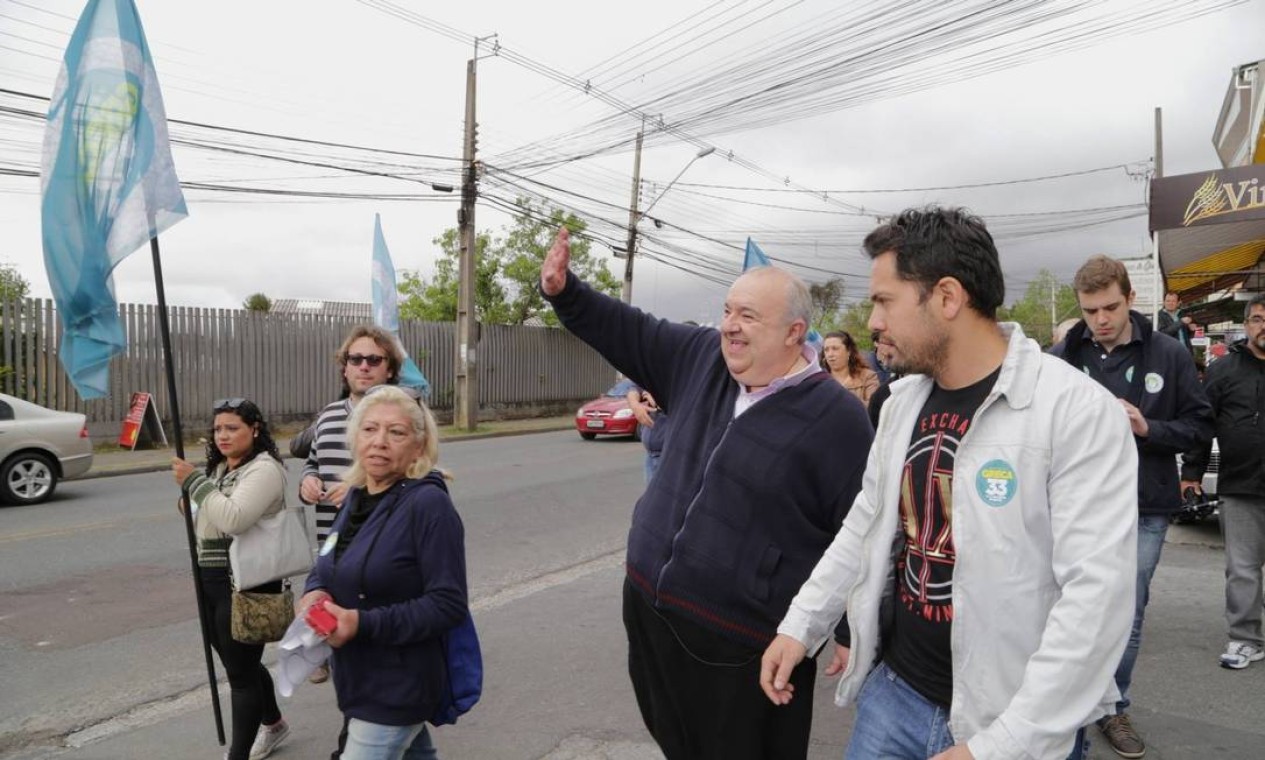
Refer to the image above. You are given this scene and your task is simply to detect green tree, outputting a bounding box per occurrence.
[497,197,619,326]
[242,292,272,312]
[820,300,875,349]
[0,263,30,302]
[398,198,619,326]
[997,270,1078,347]
[398,230,510,323]
[808,277,846,329]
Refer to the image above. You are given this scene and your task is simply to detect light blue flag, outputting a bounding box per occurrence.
[742,237,822,350]
[743,237,770,271]
[40,0,187,399]
[371,214,430,396]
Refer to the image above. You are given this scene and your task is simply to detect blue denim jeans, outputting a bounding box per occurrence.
[341,720,437,760]
[846,662,1088,759]
[1112,514,1169,714]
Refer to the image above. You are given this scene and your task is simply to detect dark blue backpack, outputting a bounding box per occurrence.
[413,473,482,725]
[433,612,482,725]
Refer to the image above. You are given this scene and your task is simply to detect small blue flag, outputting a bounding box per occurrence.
[371,214,430,396]
[742,237,821,351]
[743,237,770,271]
[40,0,187,399]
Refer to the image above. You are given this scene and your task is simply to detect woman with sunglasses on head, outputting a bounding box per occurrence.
[820,330,880,406]
[299,385,469,760]
[171,399,291,760]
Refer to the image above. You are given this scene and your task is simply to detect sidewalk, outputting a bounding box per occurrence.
[83,415,577,479]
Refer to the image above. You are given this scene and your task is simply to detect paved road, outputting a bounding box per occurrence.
[1,431,1261,759]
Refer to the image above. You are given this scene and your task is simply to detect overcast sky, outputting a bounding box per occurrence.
[1,0,1262,323]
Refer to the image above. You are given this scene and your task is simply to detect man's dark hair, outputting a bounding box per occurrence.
[1245,292,1265,321]
[862,206,1004,319]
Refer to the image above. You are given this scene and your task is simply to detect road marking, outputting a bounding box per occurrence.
[0,514,169,544]
[540,735,665,759]
[48,548,626,752]
[471,549,624,613]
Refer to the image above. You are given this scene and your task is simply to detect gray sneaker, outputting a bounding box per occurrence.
[1219,640,1265,670]
[249,719,290,760]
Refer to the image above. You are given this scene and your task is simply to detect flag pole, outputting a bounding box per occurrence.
[151,236,225,744]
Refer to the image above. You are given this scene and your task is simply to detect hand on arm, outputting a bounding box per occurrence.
[540,227,571,297]
[824,643,851,676]
[930,745,975,760]
[325,482,349,508]
[298,589,332,614]
[171,457,196,486]
[299,475,324,504]
[759,634,807,705]
[323,600,360,648]
[1117,399,1149,437]
[627,390,656,427]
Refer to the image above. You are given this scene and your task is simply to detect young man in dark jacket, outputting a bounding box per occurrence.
[1054,255,1213,759]
[541,227,872,760]
[1182,293,1265,670]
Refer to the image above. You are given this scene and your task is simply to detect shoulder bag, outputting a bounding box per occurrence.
[231,581,295,644]
[229,506,313,591]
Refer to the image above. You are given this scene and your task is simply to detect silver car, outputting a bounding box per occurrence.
[0,393,93,505]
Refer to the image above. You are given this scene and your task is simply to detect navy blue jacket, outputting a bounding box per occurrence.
[1182,341,1265,497]
[546,273,871,646]
[305,472,468,726]
[1055,312,1213,515]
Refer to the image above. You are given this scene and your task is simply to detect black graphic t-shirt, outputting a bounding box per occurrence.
[882,367,1000,707]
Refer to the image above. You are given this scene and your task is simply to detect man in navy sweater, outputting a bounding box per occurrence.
[542,228,872,760]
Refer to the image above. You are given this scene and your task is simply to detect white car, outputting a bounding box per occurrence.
[0,393,93,505]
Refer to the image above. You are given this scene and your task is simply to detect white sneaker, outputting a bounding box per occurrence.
[249,719,290,760]
[1219,640,1264,670]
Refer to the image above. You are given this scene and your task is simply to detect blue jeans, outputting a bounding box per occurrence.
[846,662,1088,759]
[341,720,437,760]
[1112,515,1168,714]
[644,452,661,484]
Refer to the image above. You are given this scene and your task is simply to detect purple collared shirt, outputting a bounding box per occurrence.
[734,343,823,418]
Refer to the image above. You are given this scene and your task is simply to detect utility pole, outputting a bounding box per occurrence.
[621,129,644,304]
[455,54,479,431]
[1152,106,1164,325]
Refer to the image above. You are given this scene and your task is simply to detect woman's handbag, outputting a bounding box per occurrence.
[229,507,313,591]
[231,582,295,644]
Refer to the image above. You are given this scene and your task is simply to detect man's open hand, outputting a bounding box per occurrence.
[540,227,571,297]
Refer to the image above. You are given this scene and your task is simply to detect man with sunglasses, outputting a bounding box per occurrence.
[298,325,403,695]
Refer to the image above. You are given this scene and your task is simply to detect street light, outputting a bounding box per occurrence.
[621,144,715,303]
[639,146,715,221]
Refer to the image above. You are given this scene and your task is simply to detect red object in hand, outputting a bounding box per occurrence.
[306,599,337,637]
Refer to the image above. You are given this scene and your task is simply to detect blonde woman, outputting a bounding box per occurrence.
[821,331,879,405]
[298,386,468,760]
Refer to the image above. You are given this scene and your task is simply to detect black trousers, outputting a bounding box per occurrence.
[200,567,283,760]
[622,579,816,760]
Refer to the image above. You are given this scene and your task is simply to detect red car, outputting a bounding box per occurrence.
[575,379,640,440]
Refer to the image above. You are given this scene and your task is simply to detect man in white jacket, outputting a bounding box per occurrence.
[760,207,1139,760]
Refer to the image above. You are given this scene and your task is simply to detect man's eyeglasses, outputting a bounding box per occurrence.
[1247,316,1265,327]
[213,397,248,412]
[346,353,387,367]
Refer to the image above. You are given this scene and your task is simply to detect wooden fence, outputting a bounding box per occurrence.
[0,299,616,435]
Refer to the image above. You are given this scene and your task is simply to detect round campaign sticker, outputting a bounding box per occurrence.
[976,459,1018,507]
[320,532,339,556]
[1144,372,1164,394]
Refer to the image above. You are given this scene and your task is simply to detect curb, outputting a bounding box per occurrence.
[79,423,574,480]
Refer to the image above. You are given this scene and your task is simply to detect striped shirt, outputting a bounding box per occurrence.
[301,399,354,542]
